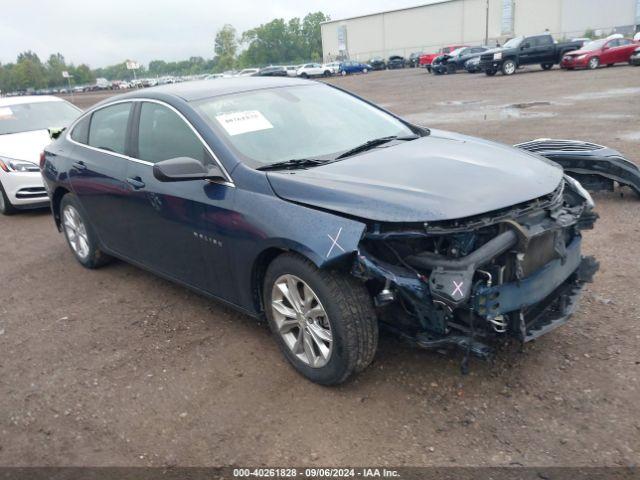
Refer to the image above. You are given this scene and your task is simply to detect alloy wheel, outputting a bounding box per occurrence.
[62,205,90,260]
[504,60,516,75]
[271,274,333,368]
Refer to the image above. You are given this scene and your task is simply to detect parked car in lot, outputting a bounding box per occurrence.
[237,68,260,77]
[479,34,583,76]
[419,45,467,72]
[387,55,406,69]
[322,62,341,75]
[561,37,639,70]
[368,57,386,71]
[408,52,423,68]
[464,56,482,73]
[42,77,598,384]
[256,66,288,77]
[630,46,640,66]
[0,96,81,214]
[431,46,489,74]
[338,61,370,75]
[297,63,332,78]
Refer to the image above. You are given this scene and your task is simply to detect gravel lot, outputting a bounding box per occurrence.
[1,66,639,467]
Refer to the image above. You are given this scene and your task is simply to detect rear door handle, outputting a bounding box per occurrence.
[72,161,87,170]
[126,176,146,190]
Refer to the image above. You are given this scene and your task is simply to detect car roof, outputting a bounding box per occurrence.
[112,77,312,103]
[0,95,66,107]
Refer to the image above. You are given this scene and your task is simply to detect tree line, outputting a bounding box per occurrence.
[0,11,329,93]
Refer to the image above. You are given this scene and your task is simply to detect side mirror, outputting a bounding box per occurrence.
[153,157,225,182]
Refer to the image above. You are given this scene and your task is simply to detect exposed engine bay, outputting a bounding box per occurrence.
[352,176,599,365]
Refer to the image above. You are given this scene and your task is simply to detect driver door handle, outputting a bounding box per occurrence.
[72,161,87,170]
[126,176,146,190]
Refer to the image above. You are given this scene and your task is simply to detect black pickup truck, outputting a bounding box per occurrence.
[479,34,583,76]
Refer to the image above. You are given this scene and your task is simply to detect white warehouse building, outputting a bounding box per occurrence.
[321,0,640,62]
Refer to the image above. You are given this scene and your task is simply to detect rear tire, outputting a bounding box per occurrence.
[341,70,347,76]
[501,59,517,75]
[0,181,17,215]
[263,253,378,385]
[541,63,553,70]
[485,69,497,76]
[60,193,112,269]
[588,57,600,70]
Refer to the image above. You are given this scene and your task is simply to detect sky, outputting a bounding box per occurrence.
[1,0,429,68]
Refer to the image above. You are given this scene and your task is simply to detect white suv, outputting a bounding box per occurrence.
[296,63,332,78]
[0,96,81,214]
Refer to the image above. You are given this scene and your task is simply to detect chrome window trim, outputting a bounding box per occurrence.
[65,97,235,187]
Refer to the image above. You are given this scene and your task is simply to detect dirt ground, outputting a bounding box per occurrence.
[1,66,639,468]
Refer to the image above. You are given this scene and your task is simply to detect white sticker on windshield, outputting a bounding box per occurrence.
[215,110,273,136]
[0,107,13,118]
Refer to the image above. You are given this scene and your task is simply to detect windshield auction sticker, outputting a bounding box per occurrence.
[216,110,274,136]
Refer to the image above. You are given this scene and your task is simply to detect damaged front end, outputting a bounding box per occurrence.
[352,177,599,363]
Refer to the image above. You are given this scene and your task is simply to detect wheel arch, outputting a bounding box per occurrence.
[51,186,71,231]
[250,245,322,317]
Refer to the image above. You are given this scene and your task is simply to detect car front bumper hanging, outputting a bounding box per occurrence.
[515,139,640,197]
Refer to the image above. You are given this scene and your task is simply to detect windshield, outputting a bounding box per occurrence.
[194,84,415,168]
[580,39,607,51]
[503,37,524,48]
[0,100,80,135]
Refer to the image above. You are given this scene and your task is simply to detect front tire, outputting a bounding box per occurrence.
[485,68,497,76]
[263,253,378,385]
[502,59,517,75]
[588,57,600,70]
[541,63,553,70]
[0,181,17,215]
[60,194,112,269]
[362,68,368,73]
[341,70,347,76]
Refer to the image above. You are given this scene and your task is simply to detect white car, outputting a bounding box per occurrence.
[237,68,259,77]
[0,96,81,214]
[284,65,298,77]
[322,62,342,75]
[296,63,333,78]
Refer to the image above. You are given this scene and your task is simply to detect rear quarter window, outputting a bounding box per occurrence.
[70,115,90,144]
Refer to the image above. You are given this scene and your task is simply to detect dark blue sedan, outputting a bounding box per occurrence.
[338,61,371,76]
[42,77,597,384]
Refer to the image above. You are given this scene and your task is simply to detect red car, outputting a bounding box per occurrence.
[561,37,639,70]
[419,45,467,71]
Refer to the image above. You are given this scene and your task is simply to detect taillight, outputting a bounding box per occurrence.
[39,151,46,170]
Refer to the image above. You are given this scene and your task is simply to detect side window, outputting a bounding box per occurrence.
[70,115,90,144]
[619,39,631,46]
[88,103,131,155]
[607,40,619,48]
[538,35,553,46]
[137,102,209,164]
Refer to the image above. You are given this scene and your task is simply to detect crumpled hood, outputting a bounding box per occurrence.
[267,130,562,223]
[0,129,52,163]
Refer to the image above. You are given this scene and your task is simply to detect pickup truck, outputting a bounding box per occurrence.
[478,34,583,76]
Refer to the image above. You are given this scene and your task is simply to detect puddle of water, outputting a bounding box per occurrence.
[565,87,640,101]
[620,131,640,142]
[406,107,556,124]
[436,99,486,106]
[508,101,553,109]
[594,113,637,120]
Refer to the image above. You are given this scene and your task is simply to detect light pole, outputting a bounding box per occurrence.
[485,0,490,45]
